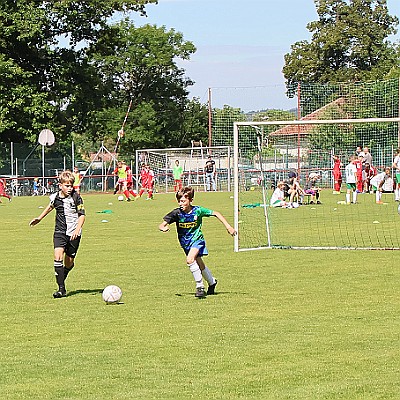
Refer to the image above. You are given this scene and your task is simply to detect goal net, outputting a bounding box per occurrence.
[135,145,232,193]
[233,117,400,251]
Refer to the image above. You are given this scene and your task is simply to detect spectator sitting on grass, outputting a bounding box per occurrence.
[270,181,288,208]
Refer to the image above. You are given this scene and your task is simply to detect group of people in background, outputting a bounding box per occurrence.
[342,146,400,205]
[112,154,217,202]
[113,160,154,201]
[270,144,400,208]
[270,171,322,208]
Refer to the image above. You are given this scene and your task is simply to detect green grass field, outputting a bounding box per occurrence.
[239,188,400,250]
[1,192,400,399]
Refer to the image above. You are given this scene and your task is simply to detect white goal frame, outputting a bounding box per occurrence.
[135,145,232,193]
[233,117,400,252]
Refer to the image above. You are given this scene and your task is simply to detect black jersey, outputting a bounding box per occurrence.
[49,191,85,236]
[205,159,215,173]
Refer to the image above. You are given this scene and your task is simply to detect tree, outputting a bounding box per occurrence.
[179,98,209,147]
[86,20,197,157]
[283,0,399,89]
[0,0,157,164]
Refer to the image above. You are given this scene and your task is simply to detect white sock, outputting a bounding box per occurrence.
[201,266,216,286]
[396,189,399,200]
[188,261,204,288]
[346,193,350,203]
[376,191,381,202]
[352,191,357,203]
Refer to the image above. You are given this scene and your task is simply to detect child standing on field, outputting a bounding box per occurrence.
[173,160,184,192]
[345,156,358,204]
[332,154,342,193]
[159,186,236,298]
[72,166,82,194]
[29,170,85,298]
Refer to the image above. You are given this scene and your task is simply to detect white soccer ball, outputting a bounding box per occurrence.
[118,195,124,201]
[102,285,123,304]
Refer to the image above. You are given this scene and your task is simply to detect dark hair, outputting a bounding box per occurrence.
[176,186,194,201]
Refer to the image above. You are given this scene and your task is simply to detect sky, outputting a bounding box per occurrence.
[130,0,400,112]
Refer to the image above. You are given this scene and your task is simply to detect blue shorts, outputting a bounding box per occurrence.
[183,240,208,257]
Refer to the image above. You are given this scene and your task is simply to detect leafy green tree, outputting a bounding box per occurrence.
[179,98,209,147]
[87,20,197,156]
[283,0,399,88]
[0,0,157,165]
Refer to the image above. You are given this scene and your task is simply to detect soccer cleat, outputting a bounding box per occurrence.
[376,201,384,204]
[207,280,218,295]
[317,200,321,204]
[53,290,67,298]
[126,198,131,202]
[195,287,206,298]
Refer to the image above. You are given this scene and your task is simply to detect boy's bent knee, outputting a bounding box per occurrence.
[186,256,196,265]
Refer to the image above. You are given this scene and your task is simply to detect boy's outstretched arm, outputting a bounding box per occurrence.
[212,211,237,236]
[29,204,53,226]
[159,221,170,232]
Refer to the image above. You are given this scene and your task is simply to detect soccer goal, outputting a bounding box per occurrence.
[135,145,232,193]
[233,117,400,251]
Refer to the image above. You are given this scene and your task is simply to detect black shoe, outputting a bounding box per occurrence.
[207,280,218,295]
[53,290,66,298]
[126,198,131,202]
[195,287,206,298]
[309,201,314,205]
[317,200,321,204]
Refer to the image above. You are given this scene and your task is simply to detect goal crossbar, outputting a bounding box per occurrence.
[234,117,400,127]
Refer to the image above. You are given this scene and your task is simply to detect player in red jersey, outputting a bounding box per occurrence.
[332,154,342,193]
[0,178,11,202]
[363,162,376,193]
[126,165,137,199]
[354,153,364,193]
[138,163,155,200]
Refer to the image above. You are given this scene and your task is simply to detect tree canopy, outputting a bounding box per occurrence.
[283,0,399,89]
[0,0,210,168]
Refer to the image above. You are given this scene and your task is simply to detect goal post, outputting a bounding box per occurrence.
[135,145,232,194]
[233,117,400,252]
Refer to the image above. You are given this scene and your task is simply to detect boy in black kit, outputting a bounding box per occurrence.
[29,170,85,298]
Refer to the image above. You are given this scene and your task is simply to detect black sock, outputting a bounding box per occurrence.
[64,263,74,279]
[54,261,65,292]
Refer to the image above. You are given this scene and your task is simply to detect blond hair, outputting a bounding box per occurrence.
[59,170,75,185]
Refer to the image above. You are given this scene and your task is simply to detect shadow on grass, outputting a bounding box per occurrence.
[175,292,234,298]
[67,288,104,297]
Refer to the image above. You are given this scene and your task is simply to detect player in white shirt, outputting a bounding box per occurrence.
[345,156,358,204]
[370,167,391,204]
[270,181,288,208]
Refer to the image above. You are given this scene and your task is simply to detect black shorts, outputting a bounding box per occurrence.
[53,232,81,258]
